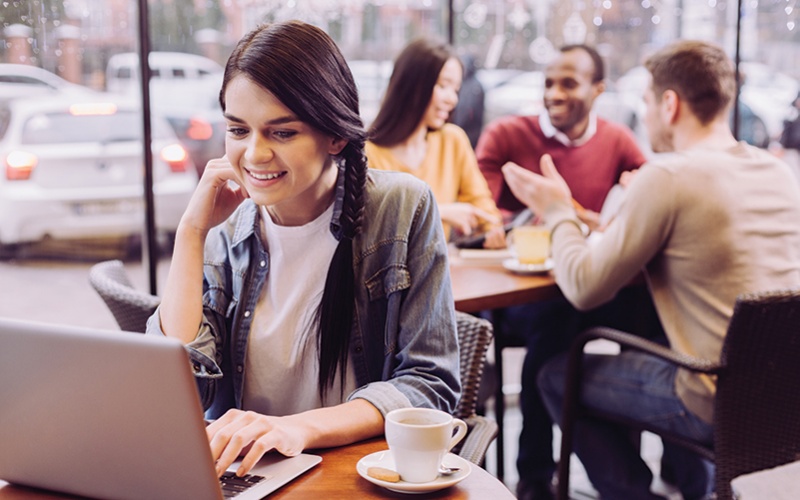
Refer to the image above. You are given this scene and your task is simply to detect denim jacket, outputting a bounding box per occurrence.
[147,168,460,419]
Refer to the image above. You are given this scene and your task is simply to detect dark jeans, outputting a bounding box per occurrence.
[502,285,665,484]
[538,350,715,500]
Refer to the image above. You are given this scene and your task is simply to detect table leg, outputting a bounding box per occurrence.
[491,308,507,482]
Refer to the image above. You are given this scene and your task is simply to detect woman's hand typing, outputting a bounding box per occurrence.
[207,409,308,478]
[206,400,384,477]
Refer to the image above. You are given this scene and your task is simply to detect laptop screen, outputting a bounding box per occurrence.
[0,318,319,500]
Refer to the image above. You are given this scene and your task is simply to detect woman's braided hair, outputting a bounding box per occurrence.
[220,21,368,397]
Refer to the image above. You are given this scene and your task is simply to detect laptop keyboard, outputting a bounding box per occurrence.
[220,471,271,498]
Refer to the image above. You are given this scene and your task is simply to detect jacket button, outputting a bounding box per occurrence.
[237,365,243,373]
[244,310,251,318]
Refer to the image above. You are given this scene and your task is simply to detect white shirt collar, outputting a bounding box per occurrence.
[539,112,597,147]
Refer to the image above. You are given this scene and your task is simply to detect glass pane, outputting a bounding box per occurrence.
[0,1,796,334]
[454,0,798,154]
[0,0,453,330]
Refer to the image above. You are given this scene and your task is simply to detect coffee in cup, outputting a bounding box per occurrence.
[384,408,468,483]
[509,225,550,264]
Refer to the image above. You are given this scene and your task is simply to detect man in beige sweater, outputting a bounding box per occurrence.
[503,40,800,500]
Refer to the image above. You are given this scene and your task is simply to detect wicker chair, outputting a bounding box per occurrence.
[88,260,160,333]
[556,288,800,500]
[453,311,499,465]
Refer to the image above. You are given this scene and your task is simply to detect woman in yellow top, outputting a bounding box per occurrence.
[366,38,505,248]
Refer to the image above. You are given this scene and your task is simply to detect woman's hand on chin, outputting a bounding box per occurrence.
[206,408,308,478]
[180,156,250,237]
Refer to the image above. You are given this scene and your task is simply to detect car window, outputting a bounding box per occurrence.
[20,109,170,144]
[0,107,11,140]
[172,68,186,78]
[0,75,54,88]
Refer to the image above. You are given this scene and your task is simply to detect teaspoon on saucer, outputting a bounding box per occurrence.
[439,465,461,476]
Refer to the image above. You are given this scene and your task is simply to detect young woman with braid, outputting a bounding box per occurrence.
[147,21,460,478]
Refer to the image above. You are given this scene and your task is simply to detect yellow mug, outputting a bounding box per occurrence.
[510,226,550,265]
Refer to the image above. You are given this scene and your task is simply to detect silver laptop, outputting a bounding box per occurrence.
[0,317,321,500]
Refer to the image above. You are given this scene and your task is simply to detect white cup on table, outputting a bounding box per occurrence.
[384,407,468,483]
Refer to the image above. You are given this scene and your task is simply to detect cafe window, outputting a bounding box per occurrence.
[0,0,797,320]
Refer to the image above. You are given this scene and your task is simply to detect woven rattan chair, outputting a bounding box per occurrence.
[556,288,800,500]
[88,260,160,333]
[453,311,499,465]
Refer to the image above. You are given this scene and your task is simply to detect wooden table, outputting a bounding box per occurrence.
[449,252,562,480]
[449,258,561,313]
[0,438,513,500]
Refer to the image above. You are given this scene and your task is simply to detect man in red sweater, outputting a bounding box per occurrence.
[476,45,662,500]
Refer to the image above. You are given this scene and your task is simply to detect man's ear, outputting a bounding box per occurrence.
[592,80,606,99]
[661,89,680,124]
[329,137,347,155]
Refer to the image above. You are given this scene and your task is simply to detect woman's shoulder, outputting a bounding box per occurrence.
[364,140,385,156]
[437,123,471,143]
[360,171,437,245]
[367,169,430,196]
[365,140,396,170]
[365,170,434,212]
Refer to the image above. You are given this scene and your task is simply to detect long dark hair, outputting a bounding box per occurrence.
[219,21,367,397]
[369,37,459,147]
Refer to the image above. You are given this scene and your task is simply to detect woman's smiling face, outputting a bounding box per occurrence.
[422,57,462,130]
[223,75,345,225]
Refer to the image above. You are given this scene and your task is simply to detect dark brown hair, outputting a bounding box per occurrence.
[368,37,459,146]
[644,40,736,125]
[220,21,367,397]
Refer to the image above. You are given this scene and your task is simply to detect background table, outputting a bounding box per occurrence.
[450,259,560,313]
[0,438,514,500]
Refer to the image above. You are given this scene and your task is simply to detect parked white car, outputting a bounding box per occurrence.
[147,76,226,176]
[0,93,198,257]
[106,52,223,94]
[106,53,226,174]
[0,63,97,100]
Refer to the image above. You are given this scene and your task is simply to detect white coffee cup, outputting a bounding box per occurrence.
[384,408,468,483]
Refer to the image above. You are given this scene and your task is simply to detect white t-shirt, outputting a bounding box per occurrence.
[242,203,357,415]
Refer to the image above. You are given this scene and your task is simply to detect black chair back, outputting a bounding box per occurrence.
[557,288,800,500]
[713,289,800,498]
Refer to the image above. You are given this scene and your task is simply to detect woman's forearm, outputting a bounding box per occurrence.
[157,224,208,344]
[290,399,385,449]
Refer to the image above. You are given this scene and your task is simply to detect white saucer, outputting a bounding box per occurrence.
[356,450,471,494]
[457,248,514,264]
[502,258,554,275]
